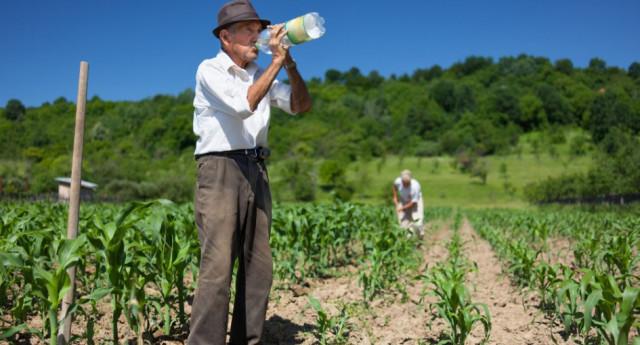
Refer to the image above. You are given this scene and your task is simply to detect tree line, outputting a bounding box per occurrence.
[1,54,639,203]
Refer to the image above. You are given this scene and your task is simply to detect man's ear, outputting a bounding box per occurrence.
[220,30,230,45]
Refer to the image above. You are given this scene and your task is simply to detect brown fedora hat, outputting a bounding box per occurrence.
[212,0,270,38]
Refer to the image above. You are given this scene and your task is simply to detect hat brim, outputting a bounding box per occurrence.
[213,19,270,38]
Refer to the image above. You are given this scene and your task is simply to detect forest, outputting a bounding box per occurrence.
[1,54,639,204]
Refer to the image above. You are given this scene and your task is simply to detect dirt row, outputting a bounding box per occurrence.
[260,219,576,345]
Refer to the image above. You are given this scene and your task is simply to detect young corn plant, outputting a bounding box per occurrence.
[572,228,602,269]
[418,255,477,312]
[596,232,640,289]
[426,276,491,345]
[588,286,640,345]
[271,205,313,284]
[507,238,540,288]
[0,204,66,341]
[554,278,583,341]
[580,270,640,345]
[87,201,158,344]
[0,250,35,341]
[422,224,491,344]
[357,222,421,301]
[526,262,567,317]
[31,236,86,345]
[145,201,195,335]
[301,295,352,345]
[124,270,156,345]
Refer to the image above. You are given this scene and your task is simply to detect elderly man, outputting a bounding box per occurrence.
[187,1,311,344]
[392,169,424,238]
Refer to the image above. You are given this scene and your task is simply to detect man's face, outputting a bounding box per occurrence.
[402,178,410,187]
[223,21,262,67]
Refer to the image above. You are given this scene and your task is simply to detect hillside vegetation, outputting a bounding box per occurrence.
[1,55,639,206]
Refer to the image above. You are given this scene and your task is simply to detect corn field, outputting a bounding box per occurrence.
[1,201,639,344]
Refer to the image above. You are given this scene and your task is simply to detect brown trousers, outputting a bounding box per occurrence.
[188,154,273,345]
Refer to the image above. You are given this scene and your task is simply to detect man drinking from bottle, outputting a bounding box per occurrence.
[187,1,311,344]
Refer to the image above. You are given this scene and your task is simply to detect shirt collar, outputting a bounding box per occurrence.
[216,50,259,76]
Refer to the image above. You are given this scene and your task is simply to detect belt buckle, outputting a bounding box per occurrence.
[246,148,258,157]
[257,146,270,160]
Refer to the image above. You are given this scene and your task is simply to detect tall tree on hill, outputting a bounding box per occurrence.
[628,62,640,79]
[4,99,26,121]
[588,91,634,145]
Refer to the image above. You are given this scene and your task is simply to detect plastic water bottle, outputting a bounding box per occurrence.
[255,12,326,54]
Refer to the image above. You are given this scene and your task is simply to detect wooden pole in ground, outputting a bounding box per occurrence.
[57,61,89,345]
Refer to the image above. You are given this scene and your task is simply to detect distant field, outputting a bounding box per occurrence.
[296,131,595,208]
[340,152,593,209]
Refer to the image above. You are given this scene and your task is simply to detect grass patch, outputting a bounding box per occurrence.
[339,152,591,209]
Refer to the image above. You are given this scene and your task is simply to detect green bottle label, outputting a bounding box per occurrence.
[285,15,311,45]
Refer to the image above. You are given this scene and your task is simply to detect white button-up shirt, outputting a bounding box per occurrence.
[193,50,295,155]
[394,177,422,204]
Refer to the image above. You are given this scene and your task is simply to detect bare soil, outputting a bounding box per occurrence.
[260,219,578,345]
[4,220,588,345]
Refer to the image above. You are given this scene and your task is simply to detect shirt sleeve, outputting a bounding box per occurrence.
[268,79,295,115]
[194,62,254,120]
[410,180,421,203]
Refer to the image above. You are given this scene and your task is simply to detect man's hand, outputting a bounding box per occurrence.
[255,23,311,114]
[247,24,290,111]
[267,24,288,65]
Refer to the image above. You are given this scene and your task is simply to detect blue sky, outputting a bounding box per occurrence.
[1,0,638,108]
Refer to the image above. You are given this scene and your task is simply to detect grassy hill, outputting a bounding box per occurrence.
[270,130,594,209]
[343,152,591,209]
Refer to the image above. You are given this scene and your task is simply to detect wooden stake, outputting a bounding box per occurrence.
[57,61,89,345]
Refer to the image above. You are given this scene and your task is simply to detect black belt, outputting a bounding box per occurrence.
[195,146,271,161]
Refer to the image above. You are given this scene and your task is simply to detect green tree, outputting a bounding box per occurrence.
[454,83,476,114]
[431,80,456,113]
[519,94,546,131]
[588,91,633,143]
[565,82,595,124]
[554,58,574,75]
[439,129,464,155]
[5,99,26,121]
[412,65,443,82]
[450,56,493,76]
[537,85,571,124]
[325,69,342,83]
[366,70,385,89]
[492,87,522,125]
[280,158,316,202]
[588,57,606,73]
[319,160,344,186]
[405,95,450,140]
[628,62,640,79]
[344,67,366,89]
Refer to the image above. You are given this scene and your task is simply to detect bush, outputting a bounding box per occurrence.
[439,130,464,155]
[569,134,589,157]
[414,141,440,157]
[154,177,194,203]
[332,180,355,202]
[103,180,143,202]
[276,157,316,202]
[319,160,344,185]
[293,178,315,202]
[547,125,566,144]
